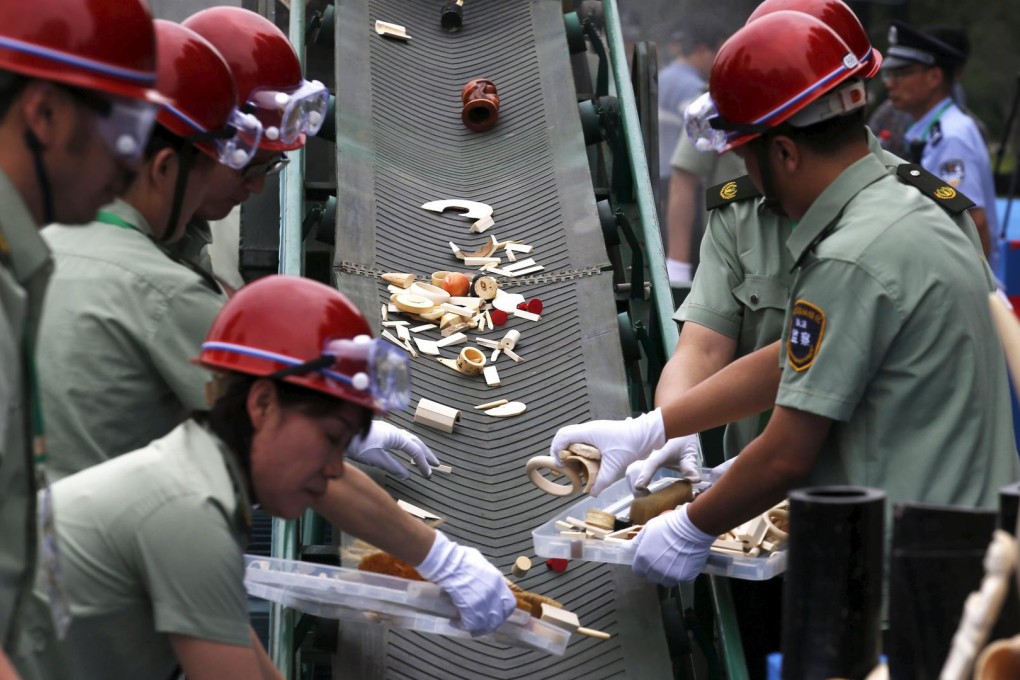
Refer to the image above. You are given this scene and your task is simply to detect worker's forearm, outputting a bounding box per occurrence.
[655,324,738,408]
[687,406,829,535]
[969,207,991,258]
[0,649,20,680]
[660,341,781,440]
[666,170,699,262]
[313,466,435,565]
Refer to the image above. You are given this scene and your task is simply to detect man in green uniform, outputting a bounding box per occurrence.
[34,22,247,481]
[551,9,1018,585]
[0,0,163,668]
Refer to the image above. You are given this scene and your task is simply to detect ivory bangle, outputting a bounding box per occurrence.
[526,456,581,496]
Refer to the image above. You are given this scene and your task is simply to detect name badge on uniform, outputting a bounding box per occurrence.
[787,299,826,372]
[938,158,966,188]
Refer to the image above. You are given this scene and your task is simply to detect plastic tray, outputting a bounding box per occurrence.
[531,470,787,581]
[244,556,569,655]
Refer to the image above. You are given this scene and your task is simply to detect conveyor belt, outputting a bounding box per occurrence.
[331,1,671,677]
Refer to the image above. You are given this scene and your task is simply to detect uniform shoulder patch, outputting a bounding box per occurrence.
[787,299,825,372]
[705,175,761,211]
[895,163,975,214]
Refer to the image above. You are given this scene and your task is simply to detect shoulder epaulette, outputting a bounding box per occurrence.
[705,175,762,211]
[896,163,975,214]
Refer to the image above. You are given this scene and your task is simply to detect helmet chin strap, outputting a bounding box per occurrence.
[754,135,787,218]
[161,142,196,242]
[24,129,55,224]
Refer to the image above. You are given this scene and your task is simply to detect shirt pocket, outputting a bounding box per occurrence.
[732,276,790,352]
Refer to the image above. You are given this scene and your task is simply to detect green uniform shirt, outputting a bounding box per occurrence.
[37,199,226,481]
[677,130,995,458]
[0,169,51,649]
[777,153,1019,510]
[13,420,252,680]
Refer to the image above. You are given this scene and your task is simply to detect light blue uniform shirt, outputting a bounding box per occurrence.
[657,61,704,181]
[906,97,1000,265]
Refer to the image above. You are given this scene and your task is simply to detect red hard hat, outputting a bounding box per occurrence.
[708,11,868,151]
[184,7,308,152]
[153,21,238,163]
[747,0,882,78]
[0,0,163,104]
[199,276,407,413]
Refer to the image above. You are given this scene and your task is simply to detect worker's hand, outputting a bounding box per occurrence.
[625,434,702,495]
[707,456,736,482]
[631,504,716,586]
[346,421,439,479]
[550,409,667,497]
[415,531,517,636]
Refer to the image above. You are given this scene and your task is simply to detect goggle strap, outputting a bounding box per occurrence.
[269,354,335,380]
[201,341,362,390]
[709,117,770,135]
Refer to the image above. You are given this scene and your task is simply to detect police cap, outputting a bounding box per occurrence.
[883,21,967,72]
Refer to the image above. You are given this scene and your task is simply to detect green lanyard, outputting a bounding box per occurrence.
[96,209,139,233]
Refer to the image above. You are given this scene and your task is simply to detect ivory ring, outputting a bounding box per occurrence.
[456,347,486,375]
[526,456,582,496]
[765,508,789,542]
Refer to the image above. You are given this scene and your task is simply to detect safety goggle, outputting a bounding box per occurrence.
[246,79,329,146]
[92,96,160,163]
[321,337,411,412]
[174,107,264,170]
[684,92,733,154]
[214,109,264,169]
[203,335,411,412]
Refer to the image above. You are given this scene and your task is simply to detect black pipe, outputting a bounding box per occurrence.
[781,486,885,680]
[886,502,997,680]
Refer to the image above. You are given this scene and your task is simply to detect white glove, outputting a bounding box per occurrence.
[707,456,736,482]
[632,504,716,586]
[625,434,702,494]
[549,408,667,497]
[415,531,517,635]
[346,421,439,479]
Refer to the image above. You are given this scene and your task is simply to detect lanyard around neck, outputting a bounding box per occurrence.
[96,209,140,233]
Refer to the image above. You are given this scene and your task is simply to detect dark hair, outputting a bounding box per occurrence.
[144,123,187,160]
[774,108,868,156]
[0,70,28,121]
[195,373,374,479]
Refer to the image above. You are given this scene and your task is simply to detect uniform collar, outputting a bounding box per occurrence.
[786,154,889,264]
[0,167,51,284]
[905,96,955,142]
[866,127,885,157]
[179,420,253,534]
[96,198,156,238]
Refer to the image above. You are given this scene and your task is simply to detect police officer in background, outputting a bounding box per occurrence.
[882,21,1000,265]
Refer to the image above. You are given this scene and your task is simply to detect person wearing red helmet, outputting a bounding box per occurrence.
[180,6,442,479]
[0,0,162,668]
[551,6,1016,592]
[172,6,333,288]
[12,276,515,680]
[32,21,263,486]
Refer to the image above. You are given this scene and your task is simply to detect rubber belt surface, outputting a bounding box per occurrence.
[331,1,671,677]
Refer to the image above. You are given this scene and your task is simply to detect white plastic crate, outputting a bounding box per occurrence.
[244,555,570,655]
[531,469,787,581]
